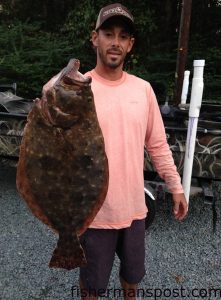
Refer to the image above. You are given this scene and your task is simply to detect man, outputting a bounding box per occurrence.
[44,3,188,300]
[80,3,188,300]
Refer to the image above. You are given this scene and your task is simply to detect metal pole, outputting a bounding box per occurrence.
[174,0,192,105]
[182,60,205,203]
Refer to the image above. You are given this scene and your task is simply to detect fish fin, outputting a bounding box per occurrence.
[49,232,87,270]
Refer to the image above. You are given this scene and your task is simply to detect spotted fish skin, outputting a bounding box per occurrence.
[16,59,109,270]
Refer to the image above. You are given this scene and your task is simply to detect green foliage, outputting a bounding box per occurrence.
[0,21,73,97]
[188,41,221,103]
[0,1,220,103]
[61,1,97,72]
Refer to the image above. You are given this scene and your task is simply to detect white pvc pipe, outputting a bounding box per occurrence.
[181,70,190,104]
[182,60,205,203]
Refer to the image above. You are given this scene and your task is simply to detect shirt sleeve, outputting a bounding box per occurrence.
[145,84,184,194]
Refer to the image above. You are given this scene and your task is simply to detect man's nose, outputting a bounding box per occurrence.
[111,36,120,47]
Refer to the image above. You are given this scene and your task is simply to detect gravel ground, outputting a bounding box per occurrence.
[1,166,221,300]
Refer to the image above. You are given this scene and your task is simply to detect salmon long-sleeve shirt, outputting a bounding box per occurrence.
[43,69,184,229]
[84,70,184,229]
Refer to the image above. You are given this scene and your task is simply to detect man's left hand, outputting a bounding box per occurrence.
[172,193,188,221]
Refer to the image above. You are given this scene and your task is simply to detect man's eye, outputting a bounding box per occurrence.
[121,34,129,39]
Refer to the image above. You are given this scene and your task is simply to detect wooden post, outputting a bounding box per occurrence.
[174,0,192,105]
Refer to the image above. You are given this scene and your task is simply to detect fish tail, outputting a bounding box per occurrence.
[49,231,87,270]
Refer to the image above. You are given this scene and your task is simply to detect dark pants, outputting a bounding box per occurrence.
[79,219,146,296]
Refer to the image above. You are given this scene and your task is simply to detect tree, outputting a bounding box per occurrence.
[0,0,220,102]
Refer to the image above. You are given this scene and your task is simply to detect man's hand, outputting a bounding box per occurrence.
[172,193,188,221]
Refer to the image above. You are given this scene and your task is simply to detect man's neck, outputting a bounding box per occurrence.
[94,65,124,81]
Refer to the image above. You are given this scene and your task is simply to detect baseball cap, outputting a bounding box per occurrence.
[95,3,134,33]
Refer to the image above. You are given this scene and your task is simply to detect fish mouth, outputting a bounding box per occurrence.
[56,59,91,85]
[62,74,92,87]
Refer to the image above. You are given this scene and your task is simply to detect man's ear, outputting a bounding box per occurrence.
[127,37,135,53]
[91,30,98,47]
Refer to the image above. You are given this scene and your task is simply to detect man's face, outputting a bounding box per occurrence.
[92,19,135,69]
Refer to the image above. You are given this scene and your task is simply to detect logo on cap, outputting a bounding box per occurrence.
[103,6,133,21]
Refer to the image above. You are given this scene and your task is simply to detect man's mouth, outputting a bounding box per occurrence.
[107,53,122,61]
[107,50,122,56]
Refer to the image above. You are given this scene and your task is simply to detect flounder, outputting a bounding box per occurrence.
[16,59,109,270]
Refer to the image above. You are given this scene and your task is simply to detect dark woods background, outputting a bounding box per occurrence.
[0,0,220,103]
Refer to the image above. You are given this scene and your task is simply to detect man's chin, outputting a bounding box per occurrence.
[107,63,120,69]
[106,60,122,69]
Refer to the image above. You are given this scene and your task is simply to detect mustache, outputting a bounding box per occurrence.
[107,48,122,54]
